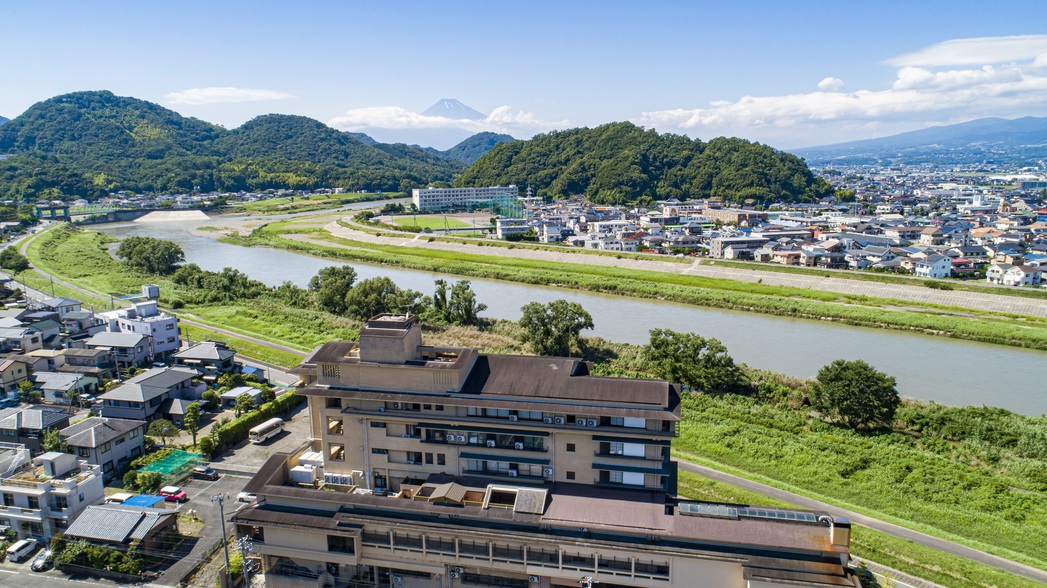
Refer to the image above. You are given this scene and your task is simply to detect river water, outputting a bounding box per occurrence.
[92,216,1046,416]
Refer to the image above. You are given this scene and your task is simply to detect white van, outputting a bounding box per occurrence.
[7,538,37,562]
[106,492,135,504]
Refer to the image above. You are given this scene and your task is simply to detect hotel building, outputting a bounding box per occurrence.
[233,314,858,588]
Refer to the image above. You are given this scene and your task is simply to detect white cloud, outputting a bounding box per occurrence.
[817,77,845,92]
[328,104,567,137]
[634,35,1047,147]
[165,87,294,105]
[886,35,1047,67]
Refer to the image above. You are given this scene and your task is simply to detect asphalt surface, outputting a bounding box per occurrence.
[678,461,1047,585]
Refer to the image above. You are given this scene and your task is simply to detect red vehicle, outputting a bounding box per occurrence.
[160,485,188,502]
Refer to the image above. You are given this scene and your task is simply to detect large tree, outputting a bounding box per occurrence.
[644,328,745,392]
[183,402,202,447]
[147,419,179,447]
[308,265,357,315]
[518,299,594,357]
[116,236,185,275]
[811,359,900,430]
[344,277,421,320]
[0,247,29,273]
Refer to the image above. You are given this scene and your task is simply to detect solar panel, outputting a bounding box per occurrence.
[737,507,819,523]
[678,503,738,518]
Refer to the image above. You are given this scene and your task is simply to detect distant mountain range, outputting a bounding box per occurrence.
[350,129,516,165]
[796,117,1047,165]
[345,99,491,149]
[0,91,467,199]
[0,116,8,127]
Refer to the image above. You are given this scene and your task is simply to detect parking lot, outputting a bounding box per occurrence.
[209,400,311,471]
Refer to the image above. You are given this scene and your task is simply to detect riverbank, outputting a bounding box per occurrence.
[219,217,1047,351]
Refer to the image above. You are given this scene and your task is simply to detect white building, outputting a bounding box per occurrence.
[412,185,519,212]
[913,254,953,279]
[98,299,180,360]
[0,447,104,540]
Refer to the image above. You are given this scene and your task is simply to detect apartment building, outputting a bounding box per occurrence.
[97,299,181,360]
[0,447,104,540]
[232,314,858,588]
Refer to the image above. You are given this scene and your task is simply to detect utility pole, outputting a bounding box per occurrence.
[212,493,232,586]
[236,536,255,588]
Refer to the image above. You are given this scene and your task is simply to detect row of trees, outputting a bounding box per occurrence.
[516,299,899,430]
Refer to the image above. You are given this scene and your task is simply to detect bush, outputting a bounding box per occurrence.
[136,472,163,494]
[198,435,215,457]
[215,392,303,446]
[202,390,220,411]
[123,469,139,490]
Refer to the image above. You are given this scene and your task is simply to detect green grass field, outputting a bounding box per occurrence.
[390,214,473,230]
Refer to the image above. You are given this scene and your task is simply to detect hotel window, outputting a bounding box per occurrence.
[325,397,342,409]
[327,417,344,435]
[437,453,445,466]
[566,471,575,480]
[609,442,624,455]
[329,443,345,461]
[609,470,624,484]
[566,443,575,452]
[609,416,625,426]
[425,453,434,465]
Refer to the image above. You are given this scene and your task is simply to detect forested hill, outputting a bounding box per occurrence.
[457,122,831,205]
[0,91,463,200]
[442,132,515,165]
[0,116,8,127]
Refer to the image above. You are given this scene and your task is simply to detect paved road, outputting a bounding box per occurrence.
[677,460,1047,585]
[323,220,1047,318]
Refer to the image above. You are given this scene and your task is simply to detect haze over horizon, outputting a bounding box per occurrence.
[4,1,1047,150]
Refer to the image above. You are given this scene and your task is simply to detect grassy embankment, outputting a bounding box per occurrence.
[673,392,1047,573]
[390,214,472,230]
[24,226,308,368]
[228,192,401,216]
[225,220,1047,351]
[678,470,1043,588]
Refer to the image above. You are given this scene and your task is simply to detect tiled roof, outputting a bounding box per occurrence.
[60,417,145,448]
[64,504,175,543]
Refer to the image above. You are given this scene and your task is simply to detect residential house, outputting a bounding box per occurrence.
[0,359,29,396]
[913,254,953,279]
[32,372,97,405]
[98,367,201,422]
[0,449,104,540]
[37,297,82,319]
[83,332,151,368]
[0,327,43,354]
[60,417,146,482]
[97,300,180,360]
[230,313,858,588]
[173,341,236,383]
[0,406,70,454]
[62,504,178,551]
[60,310,106,340]
[58,348,118,380]
[991,264,1044,287]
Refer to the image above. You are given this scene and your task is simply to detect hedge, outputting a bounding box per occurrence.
[215,391,303,446]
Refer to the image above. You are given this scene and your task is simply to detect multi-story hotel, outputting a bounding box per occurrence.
[411,186,519,212]
[234,314,858,588]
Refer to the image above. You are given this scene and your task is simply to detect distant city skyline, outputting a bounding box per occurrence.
[4,1,1047,149]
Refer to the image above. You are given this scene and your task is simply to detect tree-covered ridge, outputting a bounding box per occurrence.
[456,121,831,205]
[0,116,9,126]
[443,131,516,165]
[0,91,463,200]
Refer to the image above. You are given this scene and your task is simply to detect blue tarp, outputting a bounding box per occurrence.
[122,494,165,508]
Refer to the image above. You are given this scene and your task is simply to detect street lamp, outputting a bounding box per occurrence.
[212,493,231,586]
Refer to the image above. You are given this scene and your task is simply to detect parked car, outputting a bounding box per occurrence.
[192,464,218,481]
[30,549,53,572]
[236,492,257,503]
[160,485,188,502]
[6,538,37,563]
[0,397,19,409]
[79,394,97,406]
[105,492,136,504]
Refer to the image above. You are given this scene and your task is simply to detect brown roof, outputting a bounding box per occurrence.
[428,482,468,503]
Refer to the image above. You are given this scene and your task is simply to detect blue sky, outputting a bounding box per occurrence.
[4,1,1047,149]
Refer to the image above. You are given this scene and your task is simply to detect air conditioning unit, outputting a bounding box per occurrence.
[543,417,553,424]
[514,442,524,450]
[456,435,466,442]
[508,470,518,477]
[392,575,402,583]
[392,402,402,409]
[543,467,553,476]
[406,459,415,464]
[575,418,588,427]
[588,419,599,427]
[529,576,540,584]
[454,567,465,574]
[377,407,385,412]
[508,415,518,422]
[450,571,461,579]
[554,417,565,425]
[487,440,496,448]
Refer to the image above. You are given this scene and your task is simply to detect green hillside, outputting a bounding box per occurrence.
[457,122,831,205]
[443,131,515,164]
[0,91,463,200]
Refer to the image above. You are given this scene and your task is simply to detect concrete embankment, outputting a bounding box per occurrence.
[134,210,211,222]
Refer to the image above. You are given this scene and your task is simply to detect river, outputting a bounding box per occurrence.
[92,217,1046,416]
